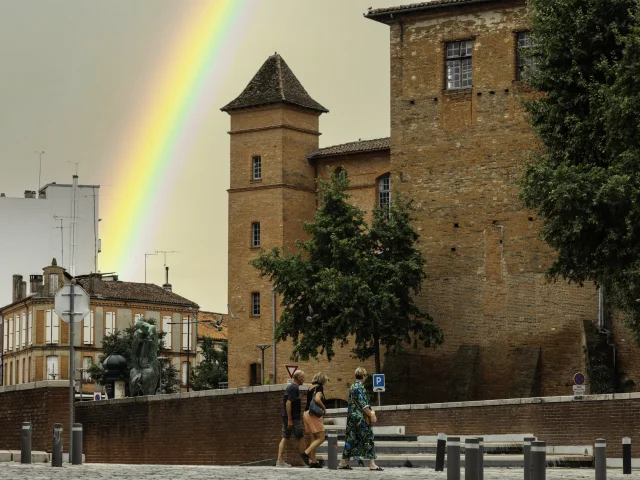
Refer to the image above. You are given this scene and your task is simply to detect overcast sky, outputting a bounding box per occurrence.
[0,0,401,312]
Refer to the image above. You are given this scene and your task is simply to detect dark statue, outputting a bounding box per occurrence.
[130,319,160,396]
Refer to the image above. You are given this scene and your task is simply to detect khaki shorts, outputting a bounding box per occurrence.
[282,417,304,439]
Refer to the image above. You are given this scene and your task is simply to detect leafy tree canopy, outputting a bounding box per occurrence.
[521,0,640,336]
[251,170,442,373]
[191,338,228,391]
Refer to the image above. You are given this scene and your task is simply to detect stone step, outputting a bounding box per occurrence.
[0,451,85,463]
[324,424,405,436]
[315,453,594,469]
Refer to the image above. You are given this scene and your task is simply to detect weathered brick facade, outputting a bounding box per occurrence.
[223,0,640,403]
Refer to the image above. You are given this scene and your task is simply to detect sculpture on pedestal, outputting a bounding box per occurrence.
[130,319,160,396]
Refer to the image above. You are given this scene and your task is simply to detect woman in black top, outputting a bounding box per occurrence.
[302,372,328,468]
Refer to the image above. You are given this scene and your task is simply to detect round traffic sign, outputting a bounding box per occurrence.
[574,372,585,385]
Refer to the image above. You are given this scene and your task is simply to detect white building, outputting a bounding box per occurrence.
[0,179,100,306]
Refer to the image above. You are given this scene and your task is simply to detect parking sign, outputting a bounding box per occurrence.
[373,374,385,392]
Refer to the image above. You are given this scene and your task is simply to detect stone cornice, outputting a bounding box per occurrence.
[228,124,321,136]
[228,183,315,194]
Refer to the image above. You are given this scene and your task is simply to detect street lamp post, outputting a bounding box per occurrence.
[256,344,271,385]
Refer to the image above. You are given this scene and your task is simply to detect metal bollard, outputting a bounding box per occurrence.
[447,436,461,480]
[477,436,484,480]
[465,438,479,480]
[531,440,546,480]
[524,436,536,480]
[72,423,83,465]
[51,423,63,468]
[435,433,446,471]
[327,432,338,470]
[595,439,606,480]
[21,422,32,464]
[623,437,631,474]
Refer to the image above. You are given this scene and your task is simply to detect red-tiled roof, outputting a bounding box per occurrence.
[76,278,199,308]
[366,0,498,19]
[307,137,390,160]
[221,53,328,113]
[197,311,228,341]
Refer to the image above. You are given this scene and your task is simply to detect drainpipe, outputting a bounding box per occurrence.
[272,288,277,384]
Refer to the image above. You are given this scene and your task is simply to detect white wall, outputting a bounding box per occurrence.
[0,182,100,307]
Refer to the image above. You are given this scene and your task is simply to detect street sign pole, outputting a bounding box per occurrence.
[378,391,381,407]
[68,282,74,462]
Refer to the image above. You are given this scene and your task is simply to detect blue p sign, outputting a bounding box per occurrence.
[373,374,385,392]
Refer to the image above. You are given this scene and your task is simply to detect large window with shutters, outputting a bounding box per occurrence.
[105,312,116,336]
[14,315,20,351]
[28,310,33,346]
[3,320,7,353]
[83,311,94,345]
[46,355,59,380]
[182,318,192,351]
[21,312,26,349]
[8,318,13,351]
[45,310,59,344]
[162,316,172,349]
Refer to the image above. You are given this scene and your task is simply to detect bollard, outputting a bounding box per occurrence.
[72,423,83,465]
[435,433,446,471]
[523,436,536,480]
[51,423,63,468]
[327,432,338,470]
[623,437,631,474]
[531,440,546,480]
[465,438,479,480]
[595,439,606,480]
[21,422,32,464]
[447,436,461,480]
[477,436,484,480]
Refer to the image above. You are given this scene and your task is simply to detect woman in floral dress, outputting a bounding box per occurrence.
[338,367,383,471]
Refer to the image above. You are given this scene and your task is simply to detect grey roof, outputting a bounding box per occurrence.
[221,53,328,113]
[365,0,499,19]
[76,278,199,308]
[307,137,390,160]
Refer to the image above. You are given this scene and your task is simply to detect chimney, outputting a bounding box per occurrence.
[88,273,103,294]
[24,190,36,199]
[12,275,23,303]
[30,275,43,296]
[162,266,172,292]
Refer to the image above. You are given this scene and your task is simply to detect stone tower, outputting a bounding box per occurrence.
[221,53,328,387]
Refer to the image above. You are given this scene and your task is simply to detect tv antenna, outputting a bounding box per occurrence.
[155,250,179,267]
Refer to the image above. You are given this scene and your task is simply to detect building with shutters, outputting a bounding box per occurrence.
[0,259,200,394]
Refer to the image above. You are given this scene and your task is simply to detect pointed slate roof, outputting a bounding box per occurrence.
[221,53,328,113]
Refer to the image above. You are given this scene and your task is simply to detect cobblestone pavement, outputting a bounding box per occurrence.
[0,464,632,479]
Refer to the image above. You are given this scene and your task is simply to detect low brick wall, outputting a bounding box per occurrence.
[0,381,70,452]
[327,392,640,458]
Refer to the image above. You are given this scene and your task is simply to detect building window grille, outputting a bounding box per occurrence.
[251,222,261,248]
[517,31,537,81]
[378,174,391,208]
[252,156,262,180]
[446,40,473,89]
[251,292,261,316]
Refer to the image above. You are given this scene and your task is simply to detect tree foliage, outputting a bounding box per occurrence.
[521,0,640,336]
[87,318,180,394]
[251,170,442,373]
[191,338,228,391]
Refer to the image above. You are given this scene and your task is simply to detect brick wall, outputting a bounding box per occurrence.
[0,381,70,451]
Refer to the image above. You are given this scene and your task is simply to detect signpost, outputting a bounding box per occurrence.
[285,364,298,381]
[573,372,586,396]
[373,374,385,406]
[54,282,90,462]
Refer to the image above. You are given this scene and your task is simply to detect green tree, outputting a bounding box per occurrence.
[251,170,442,373]
[520,0,640,336]
[87,318,180,394]
[191,338,228,390]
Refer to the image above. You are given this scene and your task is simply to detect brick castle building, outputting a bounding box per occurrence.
[222,0,640,403]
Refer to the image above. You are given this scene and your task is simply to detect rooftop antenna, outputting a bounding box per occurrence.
[35,151,44,192]
[53,216,66,268]
[155,250,179,286]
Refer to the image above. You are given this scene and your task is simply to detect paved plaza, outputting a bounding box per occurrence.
[0,463,632,479]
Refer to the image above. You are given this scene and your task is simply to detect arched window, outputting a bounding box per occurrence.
[377,173,391,207]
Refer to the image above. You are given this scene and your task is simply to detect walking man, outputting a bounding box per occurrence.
[277,370,309,467]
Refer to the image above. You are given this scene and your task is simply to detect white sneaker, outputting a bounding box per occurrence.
[276,461,291,467]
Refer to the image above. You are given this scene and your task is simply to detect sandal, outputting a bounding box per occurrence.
[338,464,353,470]
[370,466,384,471]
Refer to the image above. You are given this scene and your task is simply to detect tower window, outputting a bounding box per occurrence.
[516,31,537,81]
[446,40,473,89]
[377,174,391,208]
[251,222,261,248]
[251,292,261,316]
[252,156,262,180]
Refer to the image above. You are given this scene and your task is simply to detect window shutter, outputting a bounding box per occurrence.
[28,310,33,346]
[52,312,59,344]
[9,318,13,351]
[3,320,7,353]
[163,316,172,349]
[14,315,20,351]
[182,318,189,350]
[45,310,52,344]
[21,313,26,349]
[84,311,94,345]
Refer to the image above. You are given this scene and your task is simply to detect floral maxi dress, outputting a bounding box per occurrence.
[341,380,376,460]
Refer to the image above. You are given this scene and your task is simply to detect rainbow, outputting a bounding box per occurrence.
[100,0,250,279]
